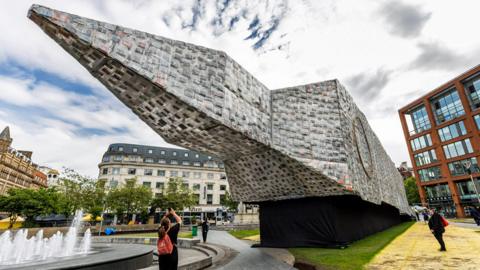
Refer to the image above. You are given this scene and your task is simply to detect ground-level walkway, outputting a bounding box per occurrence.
[367,222,480,270]
[204,230,295,270]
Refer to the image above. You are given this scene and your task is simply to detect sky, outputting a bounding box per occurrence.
[0,0,479,177]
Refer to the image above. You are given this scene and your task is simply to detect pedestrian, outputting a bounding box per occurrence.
[415,212,420,221]
[470,207,480,226]
[158,208,182,270]
[428,208,447,251]
[201,218,209,243]
[422,211,429,224]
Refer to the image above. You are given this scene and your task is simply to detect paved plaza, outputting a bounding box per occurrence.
[368,222,480,270]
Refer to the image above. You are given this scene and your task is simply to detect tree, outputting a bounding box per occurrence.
[162,177,196,211]
[106,178,152,224]
[220,191,239,212]
[0,192,24,229]
[404,177,420,205]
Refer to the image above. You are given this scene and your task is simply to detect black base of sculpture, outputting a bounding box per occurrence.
[258,195,406,248]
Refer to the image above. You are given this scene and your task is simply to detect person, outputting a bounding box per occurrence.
[201,218,209,243]
[470,206,480,226]
[422,211,429,224]
[415,212,420,221]
[158,208,182,270]
[428,208,446,251]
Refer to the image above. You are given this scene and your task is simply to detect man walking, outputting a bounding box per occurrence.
[428,208,446,251]
[201,218,209,243]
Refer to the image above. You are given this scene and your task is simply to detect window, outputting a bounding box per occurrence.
[218,162,224,169]
[182,161,190,166]
[207,194,213,205]
[144,169,153,176]
[474,115,480,130]
[207,184,214,190]
[182,183,189,189]
[443,138,473,159]
[457,179,480,200]
[193,194,200,204]
[102,168,108,175]
[143,181,151,188]
[184,153,189,157]
[414,150,437,166]
[195,154,199,158]
[132,147,138,153]
[220,174,227,180]
[220,195,226,205]
[193,162,201,167]
[207,173,214,179]
[170,171,178,177]
[157,170,166,176]
[431,89,465,124]
[220,185,227,191]
[160,150,165,155]
[193,184,201,190]
[118,146,124,152]
[438,121,467,142]
[144,158,154,163]
[418,166,441,182]
[448,157,480,176]
[112,168,120,175]
[114,155,122,161]
[464,74,480,110]
[102,156,111,162]
[182,171,190,178]
[156,182,164,189]
[172,151,177,156]
[158,159,166,164]
[110,180,118,188]
[410,106,431,134]
[148,149,153,154]
[205,161,216,168]
[425,184,451,200]
[128,168,136,175]
[171,160,178,165]
[194,172,202,179]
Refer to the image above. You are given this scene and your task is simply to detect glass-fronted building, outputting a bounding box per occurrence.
[399,65,480,217]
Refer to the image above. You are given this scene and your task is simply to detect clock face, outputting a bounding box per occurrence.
[353,117,373,178]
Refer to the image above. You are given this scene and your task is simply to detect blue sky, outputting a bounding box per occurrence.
[0,0,479,177]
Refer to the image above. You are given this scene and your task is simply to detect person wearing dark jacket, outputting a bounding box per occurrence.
[428,208,446,251]
[201,218,209,243]
[470,207,480,226]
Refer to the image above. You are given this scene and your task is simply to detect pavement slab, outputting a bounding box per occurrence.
[367,222,480,270]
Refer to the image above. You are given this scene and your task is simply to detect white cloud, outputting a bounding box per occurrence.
[1,0,480,177]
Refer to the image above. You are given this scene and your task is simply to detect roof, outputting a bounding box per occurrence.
[103,143,223,166]
[0,126,11,140]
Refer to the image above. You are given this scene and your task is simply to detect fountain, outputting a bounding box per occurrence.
[0,210,91,265]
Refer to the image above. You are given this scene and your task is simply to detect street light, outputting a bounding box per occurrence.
[462,160,480,204]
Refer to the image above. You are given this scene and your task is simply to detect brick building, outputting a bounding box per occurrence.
[399,65,480,217]
[0,126,47,194]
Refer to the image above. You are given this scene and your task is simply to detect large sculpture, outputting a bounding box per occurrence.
[29,5,410,247]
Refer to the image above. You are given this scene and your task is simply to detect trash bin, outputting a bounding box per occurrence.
[192,225,198,237]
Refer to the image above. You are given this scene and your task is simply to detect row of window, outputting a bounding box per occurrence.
[424,179,480,201]
[114,146,205,159]
[412,138,473,167]
[142,181,227,191]
[410,74,480,134]
[102,155,224,168]
[102,167,226,180]
[418,156,480,182]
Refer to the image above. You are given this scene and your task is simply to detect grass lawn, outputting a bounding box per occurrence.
[289,221,414,270]
[106,231,193,238]
[228,228,260,239]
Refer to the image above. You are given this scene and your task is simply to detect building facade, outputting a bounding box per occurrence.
[98,143,229,218]
[397,162,414,180]
[399,65,480,217]
[38,166,60,186]
[0,126,47,194]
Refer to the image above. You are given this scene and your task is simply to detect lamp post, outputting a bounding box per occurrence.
[462,161,480,204]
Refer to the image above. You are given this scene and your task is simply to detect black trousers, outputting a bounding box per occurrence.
[202,231,208,242]
[433,231,446,250]
[158,246,178,270]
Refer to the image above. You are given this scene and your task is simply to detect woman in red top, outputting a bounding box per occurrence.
[158,208,181,270]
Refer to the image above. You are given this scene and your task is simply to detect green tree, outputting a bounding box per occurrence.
[220,190,239,212]
[106,178,152,224]
[163,177,196,211]
[404,177,420,205]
